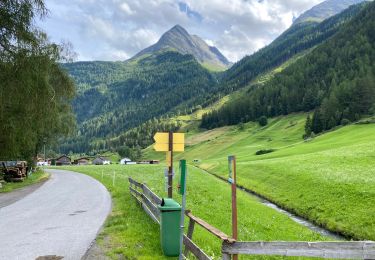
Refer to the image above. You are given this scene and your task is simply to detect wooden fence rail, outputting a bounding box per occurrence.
[222,241,375,259]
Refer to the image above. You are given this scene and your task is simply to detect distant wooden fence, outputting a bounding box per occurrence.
[129,178,375,260]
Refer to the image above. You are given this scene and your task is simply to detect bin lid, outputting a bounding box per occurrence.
[158,198,181,211]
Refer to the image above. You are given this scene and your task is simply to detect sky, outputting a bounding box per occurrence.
[37,0,324,62]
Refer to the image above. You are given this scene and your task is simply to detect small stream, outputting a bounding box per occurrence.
[198,166,346,240]
[248,191,345,240]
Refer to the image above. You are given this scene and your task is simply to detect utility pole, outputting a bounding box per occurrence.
[43,138,47,163]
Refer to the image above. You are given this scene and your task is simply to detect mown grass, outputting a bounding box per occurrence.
[171,113,375,241]
[58,164,327,259]
[0,169,49,193]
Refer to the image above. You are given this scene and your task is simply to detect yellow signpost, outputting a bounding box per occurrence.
[153,133,185,151]
[153,132,185,197]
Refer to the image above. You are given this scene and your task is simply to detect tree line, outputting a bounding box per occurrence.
[0,0,76,162]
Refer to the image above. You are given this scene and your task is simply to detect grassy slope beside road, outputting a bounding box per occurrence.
[0,170,49,193]
[173,114,375,240]
[59,164,327,259]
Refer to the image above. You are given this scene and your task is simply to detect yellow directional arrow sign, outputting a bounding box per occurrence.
[153,133,184,144]
[153,132,185,152]
[154,143,184,152]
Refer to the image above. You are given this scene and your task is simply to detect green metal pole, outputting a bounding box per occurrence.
[179,160,187,260]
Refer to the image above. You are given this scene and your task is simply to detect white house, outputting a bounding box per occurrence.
[120,158,132,165]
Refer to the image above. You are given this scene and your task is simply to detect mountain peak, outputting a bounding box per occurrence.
[132,25,231,70]
[294,0,367,24]
[169,24,187,32]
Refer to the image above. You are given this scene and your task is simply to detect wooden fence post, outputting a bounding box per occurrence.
[228,155,238,260]
[184,218,196,256]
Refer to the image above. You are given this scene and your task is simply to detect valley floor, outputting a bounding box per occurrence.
[59,164,329,259]
[172,114,375,241]
[56,114,375,259]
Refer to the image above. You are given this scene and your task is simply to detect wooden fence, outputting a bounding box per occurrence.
[222,241,375,259]
[129,178,375,260]
[129,177,235,260]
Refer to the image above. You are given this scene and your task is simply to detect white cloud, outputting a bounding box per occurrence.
[120,2,135,15]
[39,0,324,62]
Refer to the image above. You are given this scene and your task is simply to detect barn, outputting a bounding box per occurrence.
[76,157,90,165]
[93,157,111,165]
[56,155,71,166]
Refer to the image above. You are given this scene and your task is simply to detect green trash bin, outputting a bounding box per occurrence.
[158,198,181,256]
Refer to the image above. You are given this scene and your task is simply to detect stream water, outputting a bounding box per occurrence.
[249,191,345,240]
[199,167,345,240]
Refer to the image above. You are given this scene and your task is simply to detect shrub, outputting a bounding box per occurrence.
[341,118,351,126]
[255,149,275,155]
[258,116,268,126]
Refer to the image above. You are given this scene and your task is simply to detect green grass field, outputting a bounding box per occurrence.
[58,164,328,259]
[166,113,375,241]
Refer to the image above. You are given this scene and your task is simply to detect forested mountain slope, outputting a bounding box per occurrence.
[61,51,218,153]
[60,1,370,155]
[221,2,366,92]
[201,1,375,132]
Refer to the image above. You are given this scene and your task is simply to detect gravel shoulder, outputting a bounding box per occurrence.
[0,178,48,209]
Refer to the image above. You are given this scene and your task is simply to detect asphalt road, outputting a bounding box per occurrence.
[0,169,111,260]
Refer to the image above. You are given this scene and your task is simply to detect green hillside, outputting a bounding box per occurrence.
[61,51,219,154]
[58,2,368,157]
[166,114,375,240]
[202,1,375,133]
[222,2,366,91]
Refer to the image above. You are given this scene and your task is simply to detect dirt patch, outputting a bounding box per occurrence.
[82,236,109,260]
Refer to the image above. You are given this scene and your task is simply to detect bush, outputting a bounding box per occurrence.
[341,118,351,126]
[258,116,268,126]
[255,149,275,155]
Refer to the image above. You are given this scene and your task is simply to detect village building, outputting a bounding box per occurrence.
[93,157,111,165]
[74,157,90,165]
[120,158,132,165]
[55,155,71,166]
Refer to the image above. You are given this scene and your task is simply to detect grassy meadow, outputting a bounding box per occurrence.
[58,164,328,259]
[168,113,375,240]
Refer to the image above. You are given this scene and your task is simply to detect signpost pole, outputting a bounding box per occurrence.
[168,131,173,198]
[228,155,238,260]
[179,160,187,260]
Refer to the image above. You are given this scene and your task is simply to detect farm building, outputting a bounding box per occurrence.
[55,155,71,166]
[93,157,111,165]
[74,157,90,165]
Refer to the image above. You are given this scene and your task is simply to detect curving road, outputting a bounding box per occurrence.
[0,169,111,260]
